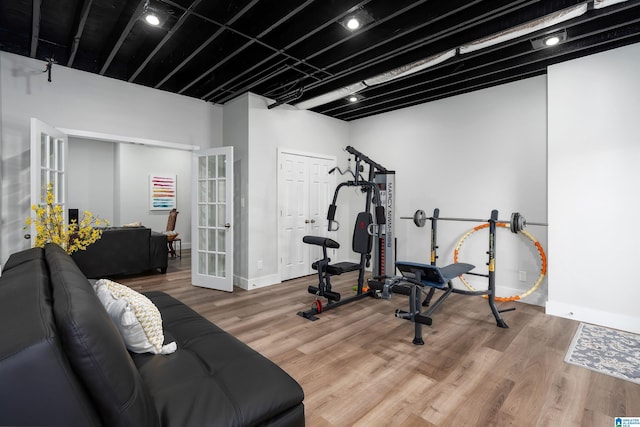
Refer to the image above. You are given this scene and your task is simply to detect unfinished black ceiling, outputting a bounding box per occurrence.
[1,0,639,121]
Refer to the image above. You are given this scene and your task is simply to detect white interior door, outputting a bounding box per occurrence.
[278,150,335,281]
[192,147,234,291]
[30,118,68,241]
[308,157,334,236]
[279,153,310,279]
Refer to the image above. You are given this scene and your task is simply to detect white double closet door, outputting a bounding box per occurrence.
[278,150,336,281]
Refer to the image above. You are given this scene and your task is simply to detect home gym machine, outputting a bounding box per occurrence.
[297,146,395,320]
[371,209,516,345]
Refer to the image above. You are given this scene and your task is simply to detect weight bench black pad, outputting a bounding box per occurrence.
[396,262,475,290]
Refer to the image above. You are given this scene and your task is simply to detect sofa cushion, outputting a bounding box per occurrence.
[45,243,159,427]
[133,291,305,427]
[1,246,43,272]
[94,279,176,354]
[0,247,102,427]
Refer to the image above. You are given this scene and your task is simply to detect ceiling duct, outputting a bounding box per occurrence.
[295,82,368,110]
[593,0,629,8]
[294,49,457,110]
[363,49,457,86]
[288,0,625,112]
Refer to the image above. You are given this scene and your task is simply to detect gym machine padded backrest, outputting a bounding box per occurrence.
[352,212,373,255]
[323,212,373,275]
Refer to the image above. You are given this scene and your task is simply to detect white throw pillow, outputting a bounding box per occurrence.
[93,279,176,355]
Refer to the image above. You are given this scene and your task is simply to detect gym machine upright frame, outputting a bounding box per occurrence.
[297,146,395,320]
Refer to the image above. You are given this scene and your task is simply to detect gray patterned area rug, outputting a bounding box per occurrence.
[565,323,640,385]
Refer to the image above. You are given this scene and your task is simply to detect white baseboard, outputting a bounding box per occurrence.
[546,300,640,334]
[234,273,281,291]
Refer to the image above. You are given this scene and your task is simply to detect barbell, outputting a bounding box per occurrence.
[401,209,547,233]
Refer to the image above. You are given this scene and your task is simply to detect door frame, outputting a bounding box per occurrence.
[277,147,336,282]
[30,119,69,241]
[29,121,201,243]
[191,146,234,292]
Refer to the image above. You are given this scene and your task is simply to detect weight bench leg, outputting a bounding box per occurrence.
[410,285,424,345]
[487,270,509,328]
[488,292,509,328]
[422,287,436,307]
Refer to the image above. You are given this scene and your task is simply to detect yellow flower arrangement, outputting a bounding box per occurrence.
[25,183,110,254]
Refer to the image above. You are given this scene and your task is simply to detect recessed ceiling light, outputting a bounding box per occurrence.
[145,13,160,26]
[348,95,358,102]
[544,36,560,46]
[530,30,567,50]
[339,9,375,32]
[346,18,360,30]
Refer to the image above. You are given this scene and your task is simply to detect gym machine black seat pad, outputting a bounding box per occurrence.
[313,262,361,275]
[302,235,340,249]
[396,262,475,290]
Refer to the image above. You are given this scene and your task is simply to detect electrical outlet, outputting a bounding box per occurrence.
[518,270,527,282]
[257,260,263,270]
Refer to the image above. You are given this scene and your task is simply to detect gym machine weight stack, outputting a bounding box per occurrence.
[373,171,395,279]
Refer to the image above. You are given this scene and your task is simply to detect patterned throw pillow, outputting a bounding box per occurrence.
[94,279,176,355]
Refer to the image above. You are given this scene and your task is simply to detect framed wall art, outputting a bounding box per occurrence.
[149,174,176,210]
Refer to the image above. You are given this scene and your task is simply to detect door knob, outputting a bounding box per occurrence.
[305,220,310,223]
[224,223,231,228]
[310,219,316,223]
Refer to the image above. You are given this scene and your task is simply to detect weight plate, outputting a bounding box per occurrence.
[413,209,426,227]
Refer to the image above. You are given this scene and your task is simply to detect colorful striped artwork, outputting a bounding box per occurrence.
[150,175,176,210]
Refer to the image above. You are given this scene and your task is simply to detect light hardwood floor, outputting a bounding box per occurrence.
[120,253,640,426]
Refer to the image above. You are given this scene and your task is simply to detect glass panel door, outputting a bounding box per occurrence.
[192,147,233,291]
[30,118,68,243]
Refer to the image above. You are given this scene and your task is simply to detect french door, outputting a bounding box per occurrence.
[192,147,234,291]
[278,150,335,281]
[29,119,68,240]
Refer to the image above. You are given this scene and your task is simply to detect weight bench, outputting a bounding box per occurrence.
[390,261,510,345]
[298,212,374,320]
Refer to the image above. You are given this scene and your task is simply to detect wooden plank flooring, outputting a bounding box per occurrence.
[119,253,640,426]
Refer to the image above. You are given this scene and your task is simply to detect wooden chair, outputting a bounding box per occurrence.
[165,208,181,258]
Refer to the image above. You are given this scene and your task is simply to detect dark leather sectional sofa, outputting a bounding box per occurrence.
[71,226,168,278]
[0,244,305,426]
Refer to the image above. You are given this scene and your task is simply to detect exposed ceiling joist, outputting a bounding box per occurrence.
[1,0,637,121]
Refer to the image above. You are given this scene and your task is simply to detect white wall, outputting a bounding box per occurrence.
[223,94,250,285]
[0,51,222,263]
[68,138,116,222]
[64,138,196,247]
[230,93,349,289]
[117,144,192,240]
[349,76,549,305]
[547,42,640,334]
